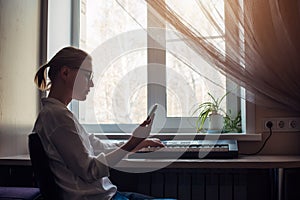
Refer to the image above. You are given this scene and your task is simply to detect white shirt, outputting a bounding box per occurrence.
[32,98,118,200]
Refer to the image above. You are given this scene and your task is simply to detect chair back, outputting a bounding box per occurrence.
[28,133,60,200]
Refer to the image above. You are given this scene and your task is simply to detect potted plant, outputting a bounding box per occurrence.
[193,92,229,133]
[223,110,242,133]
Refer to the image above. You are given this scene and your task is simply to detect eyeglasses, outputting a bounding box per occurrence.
[69,67,94,81]
[78,68,94,81]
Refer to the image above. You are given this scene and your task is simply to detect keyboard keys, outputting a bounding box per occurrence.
[128,140,238,159]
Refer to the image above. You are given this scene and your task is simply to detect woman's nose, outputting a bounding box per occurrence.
[89,79,94,88]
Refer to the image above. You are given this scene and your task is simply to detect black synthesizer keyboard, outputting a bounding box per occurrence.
[128,140,238,159]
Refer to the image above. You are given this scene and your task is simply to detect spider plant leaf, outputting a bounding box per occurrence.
[218,91,230,106]
[199,110,210,129]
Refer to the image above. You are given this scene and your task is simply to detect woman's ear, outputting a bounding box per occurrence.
[60,66,71,81]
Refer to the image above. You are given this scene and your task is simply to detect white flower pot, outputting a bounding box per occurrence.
[208,113,224,133]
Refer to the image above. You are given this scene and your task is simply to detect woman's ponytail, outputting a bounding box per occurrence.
[34,63,50,91]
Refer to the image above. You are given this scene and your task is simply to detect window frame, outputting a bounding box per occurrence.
[66,0,257,139]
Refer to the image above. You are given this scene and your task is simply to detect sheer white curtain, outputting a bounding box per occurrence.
[139,0,300,112]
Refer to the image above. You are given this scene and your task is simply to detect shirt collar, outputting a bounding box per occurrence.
[41,97,68,108]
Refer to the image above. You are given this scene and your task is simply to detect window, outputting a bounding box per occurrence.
[165,0,226,118]
[71,0,254,135]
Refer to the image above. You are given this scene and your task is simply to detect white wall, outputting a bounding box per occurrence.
[48,0,72,58]
[0,0,40,156]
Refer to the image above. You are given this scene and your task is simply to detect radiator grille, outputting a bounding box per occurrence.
[137,169,248,200]
[111,168,272,200]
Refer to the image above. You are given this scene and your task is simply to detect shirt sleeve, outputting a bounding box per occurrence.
[50,124,110,183]
[88,133,125,155]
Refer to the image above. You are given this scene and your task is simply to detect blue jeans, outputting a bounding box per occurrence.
[112,191,154,200]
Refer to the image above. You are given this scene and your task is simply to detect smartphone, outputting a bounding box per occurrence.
[147,104,158,119]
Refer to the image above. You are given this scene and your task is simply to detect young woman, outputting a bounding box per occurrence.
[32,46,164,200]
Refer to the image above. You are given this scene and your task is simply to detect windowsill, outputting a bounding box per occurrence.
[93,132,262,141]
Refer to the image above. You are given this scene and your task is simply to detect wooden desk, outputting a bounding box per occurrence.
[2,155,300,168]
[116,155,300,169]
[0,155,32,166]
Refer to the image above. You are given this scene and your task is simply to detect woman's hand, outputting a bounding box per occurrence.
[105,114,163,166]
[122,113,157,152]
[132,113,155,139]
[132,138,165,152]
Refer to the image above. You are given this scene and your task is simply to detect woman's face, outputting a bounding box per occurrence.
[72,60,94,101]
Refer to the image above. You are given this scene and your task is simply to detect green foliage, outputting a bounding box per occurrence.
[223,110,242,133]
[193,92,229,133]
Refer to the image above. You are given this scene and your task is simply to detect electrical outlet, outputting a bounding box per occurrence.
[263,119,276,130]
[289,120,298,129]
[277,120,285,129]
[262,117,300,132]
